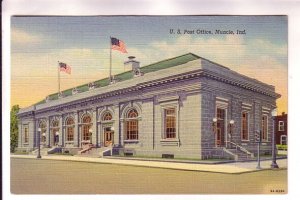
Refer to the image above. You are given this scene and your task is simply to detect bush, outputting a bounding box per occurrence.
[10,105,20,153]
[276,144,287,151]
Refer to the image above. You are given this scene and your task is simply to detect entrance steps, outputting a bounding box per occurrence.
[31,147,50,156]
[47,146,63,154]
[75,145,117,158]
[222,146,254,161]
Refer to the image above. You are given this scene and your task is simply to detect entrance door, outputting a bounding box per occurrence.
[216,108,225,147]
[104,127,114,147]
[52,129,59,146]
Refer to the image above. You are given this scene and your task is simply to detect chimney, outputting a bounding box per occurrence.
[124,56,142,77]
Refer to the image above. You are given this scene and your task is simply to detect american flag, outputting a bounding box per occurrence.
[59,62,71,74]
[111,37,128,53]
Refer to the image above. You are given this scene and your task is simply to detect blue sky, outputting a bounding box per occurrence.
[12,16,287,52]
[11,16,288,112]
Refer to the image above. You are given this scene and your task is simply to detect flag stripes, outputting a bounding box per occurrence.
[59,62,71,74]
[111,37,127,53]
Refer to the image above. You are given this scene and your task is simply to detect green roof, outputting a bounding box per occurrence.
[35,53,200,105]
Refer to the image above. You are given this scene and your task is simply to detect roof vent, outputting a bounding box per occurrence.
[72,87,79,95]
[124,56,142,77]
[58,92,64,98]
[88,82,96,90]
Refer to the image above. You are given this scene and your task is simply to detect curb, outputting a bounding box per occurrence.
[10,155,287,175]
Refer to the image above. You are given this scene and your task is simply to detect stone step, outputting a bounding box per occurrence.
[225,147,253,161]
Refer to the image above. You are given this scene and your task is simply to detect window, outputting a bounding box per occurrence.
[241,112,249,141]
[66,117,74,141]
[52,120,59,127]
[278,121,284,131]
[103,112,112,121]
[82,125,91,140]
[24,125,29,143]
[261,115,268,141]
[82,115,92,123]
[281,135,287,145]
[125,109,139,140]
[82,115,92,141]
[164,108,176,139]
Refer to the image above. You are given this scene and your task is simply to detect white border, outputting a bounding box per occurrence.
[3,0,300,200]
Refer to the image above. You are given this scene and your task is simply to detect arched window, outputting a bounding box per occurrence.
[127,109,138,118]
[103,112,112,121]
[82,115,92,123]
[81,114,92,141]
[39,121,47,143]
[66,117,75,142]
[52,120,59,127]
[125,109,139,140]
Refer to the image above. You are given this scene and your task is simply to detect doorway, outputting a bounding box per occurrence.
[216,108,226,147]
[104,127,114,147]
[52,129,59,146]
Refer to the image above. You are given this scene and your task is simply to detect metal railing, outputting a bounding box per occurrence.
[226,141,254,158]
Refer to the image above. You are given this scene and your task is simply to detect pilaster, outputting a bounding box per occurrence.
[46,117,50,147]
[114,104,120,146]
[59,115,63,146]
[92,109,97,145]
[74,112,79,147]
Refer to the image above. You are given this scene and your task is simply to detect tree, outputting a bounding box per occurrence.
[10,105,20,153]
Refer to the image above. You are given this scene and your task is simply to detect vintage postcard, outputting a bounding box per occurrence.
[9,14,288,196]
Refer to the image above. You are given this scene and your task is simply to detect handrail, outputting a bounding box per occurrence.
[222,147,238,161]
[226,141,253,156]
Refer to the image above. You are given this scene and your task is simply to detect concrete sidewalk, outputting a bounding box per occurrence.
[10,154,287,174]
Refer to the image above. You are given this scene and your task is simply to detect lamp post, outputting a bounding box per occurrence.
[89,128,93,144]
[255,130,261,169]
[271,108,279,169]
[212,118,217,146]
[37,128,42,159]
[212,118,217,132]
[228,120,235,148]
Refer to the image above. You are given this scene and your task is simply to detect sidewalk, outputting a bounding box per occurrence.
[10,154,287,174]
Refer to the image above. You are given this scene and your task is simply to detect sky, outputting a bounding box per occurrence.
[11,16,287,113]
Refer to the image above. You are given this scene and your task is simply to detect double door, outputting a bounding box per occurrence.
[104,127,114,147]
[216,108,226,147]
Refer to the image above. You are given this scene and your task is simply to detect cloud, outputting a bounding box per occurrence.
[11,35,288,113]
[11,28,42,45]
[126,36,287,112]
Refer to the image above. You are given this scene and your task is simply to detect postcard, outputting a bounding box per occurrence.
[8,14,289,196]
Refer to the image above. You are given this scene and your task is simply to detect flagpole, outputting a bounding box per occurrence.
[109,37,112,83]
[57,61,61,96]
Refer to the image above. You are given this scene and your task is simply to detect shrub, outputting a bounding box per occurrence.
[276,145,287,151]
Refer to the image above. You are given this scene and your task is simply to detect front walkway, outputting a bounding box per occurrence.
[10,154,287,174]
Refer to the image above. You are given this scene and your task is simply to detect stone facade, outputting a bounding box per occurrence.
[17,53,280,160]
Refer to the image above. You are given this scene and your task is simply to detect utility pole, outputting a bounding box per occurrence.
[255,130,261,169]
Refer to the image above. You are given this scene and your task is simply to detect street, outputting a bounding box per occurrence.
[11,158,287,194]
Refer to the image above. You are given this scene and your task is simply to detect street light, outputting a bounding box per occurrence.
[37,128,42,159]
[228,120,234,148]
[229,120,235,134]
[89,128,92,144]
[212,118,217,134]
[271,108,279,169]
